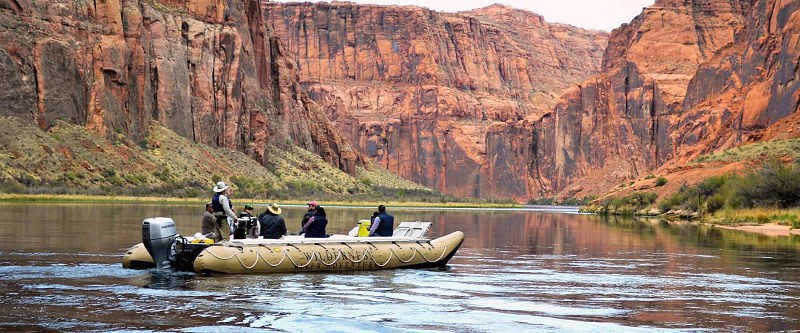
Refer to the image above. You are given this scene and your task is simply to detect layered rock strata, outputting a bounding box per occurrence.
[669,0,800,163]
[0,0,359,174]
[264,2,608,198]
[489,0,760,199]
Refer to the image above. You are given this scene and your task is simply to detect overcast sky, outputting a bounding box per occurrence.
[270,0,656,31]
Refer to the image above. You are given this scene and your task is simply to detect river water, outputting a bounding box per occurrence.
[0,202,799,332]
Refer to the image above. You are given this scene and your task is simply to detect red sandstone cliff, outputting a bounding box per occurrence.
[4,0,796,202]
[0,0,360,174]
[488,0,764,199]
[582,0,800,202]
[264,2,608,198]
[670,0,800,162]
[266,0,800,202]
[515,0,800,200]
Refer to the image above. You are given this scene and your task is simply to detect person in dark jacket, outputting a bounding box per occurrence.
[300,201,317,232]
[368,205,394,237]
[233,205,254,239]
[259,203,287,239]
[301,205,328,238]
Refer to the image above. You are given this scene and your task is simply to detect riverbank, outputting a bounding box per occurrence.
[713,223,800,237]
[6,193,798,236]
[584,203,800,237]
[706,208,800,237]
[0,193,521,209]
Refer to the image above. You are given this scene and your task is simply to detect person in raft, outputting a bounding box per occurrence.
[300,205,328,238]
[258,203,287,239]
[201,202,223,241]
[233,204,255,239]
[368,205,394,237]
[211,181,237,240]
[300,201,317,233]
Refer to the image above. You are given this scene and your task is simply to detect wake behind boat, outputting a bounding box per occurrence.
[122,217,464,274]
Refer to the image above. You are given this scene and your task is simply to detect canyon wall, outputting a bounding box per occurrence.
[267,0,800,201]
[0,0,360,175]
[3,0,796,201]
[264,2,608,198]
[531,0,800,198]
[670,0,800,163]
[504,0,757,198]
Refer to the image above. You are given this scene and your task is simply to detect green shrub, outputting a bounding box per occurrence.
[735,160,800,208]
[659,160,800,214]
[560,196,596,206]
[597,192,657,215]
[527,197,555,205]
[706,193,727,213]
[658,193,683,213]
[655,177,668,187]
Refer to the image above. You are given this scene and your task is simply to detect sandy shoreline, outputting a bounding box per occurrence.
[714,223,800,237]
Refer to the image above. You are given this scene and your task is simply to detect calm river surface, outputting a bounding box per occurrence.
[1,202,800,332]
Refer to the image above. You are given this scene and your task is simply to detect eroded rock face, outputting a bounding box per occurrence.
[669,0,800,164]
[264,2,608,198]
[527,0,799,199]
[489,0,758,199]
[265,0,782,201]
[0,0,359,174]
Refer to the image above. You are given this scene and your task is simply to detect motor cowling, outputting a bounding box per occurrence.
[142,217,178,270]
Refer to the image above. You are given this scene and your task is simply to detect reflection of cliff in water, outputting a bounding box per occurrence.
[599,216,800,271]
[598,215,800,252]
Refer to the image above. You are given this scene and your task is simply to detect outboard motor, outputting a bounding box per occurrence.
[142,217,178,270]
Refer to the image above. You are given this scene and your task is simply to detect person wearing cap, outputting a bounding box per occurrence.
[232,205,255,239]
[201,202,223,241]
[300,201,317,233]
[258,203,287,239]
[301,205,328,238]
[211,181,236,240]
[239,204,255,218]
[368,205,394,237]
[238,205,259,238]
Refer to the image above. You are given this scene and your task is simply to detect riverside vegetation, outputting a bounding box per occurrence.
[584,139,800,226]
[0,116,512,205]
[586,157,800,228]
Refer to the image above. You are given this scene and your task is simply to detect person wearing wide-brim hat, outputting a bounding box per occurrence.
[211,181,236,240]
[258,203,287,239]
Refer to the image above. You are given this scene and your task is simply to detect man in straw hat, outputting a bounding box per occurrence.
[258,203,287,239]
[211,181,237,240]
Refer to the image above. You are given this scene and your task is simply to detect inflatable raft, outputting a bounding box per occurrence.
[122,217,464,274]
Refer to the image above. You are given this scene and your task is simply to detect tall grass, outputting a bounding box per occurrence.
[659,160,800,215]
[715,208,800,228]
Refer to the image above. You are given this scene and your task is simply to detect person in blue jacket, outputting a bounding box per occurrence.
[368,205,394,237]
[211,181,236,240]
[301,205,328,238]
